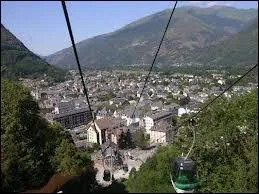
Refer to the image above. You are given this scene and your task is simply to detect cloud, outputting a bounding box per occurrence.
[186,1,234,8]
[188,1,202,5]
[207,2,218,7]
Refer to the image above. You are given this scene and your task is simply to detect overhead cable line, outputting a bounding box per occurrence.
[131,1,178,119]
[129,63,258,156]
[150,63,258,145]
[61,1,93,115]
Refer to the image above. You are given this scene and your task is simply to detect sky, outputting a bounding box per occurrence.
[1,1,258,56]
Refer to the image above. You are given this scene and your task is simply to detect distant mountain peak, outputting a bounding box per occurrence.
[210,5,233,9]
[45,6,257,69]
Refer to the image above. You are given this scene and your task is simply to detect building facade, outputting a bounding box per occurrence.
[150,121,176,143]
[53,108,93,129]
[86,118,128,146]
[52,100,93,129]
[143,111,173,133]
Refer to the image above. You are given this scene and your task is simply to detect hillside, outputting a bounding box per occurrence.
[1,24,67,82]
[45,6,257,69]
[196,18,258,66]
[124,90,258,192]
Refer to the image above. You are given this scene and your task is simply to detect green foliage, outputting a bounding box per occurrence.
[98,92,116,102]
[118,131,134,149]
[59,167,100,193]
[52,139,92,176]
[129,167,137,178]
[179,95,191,106]
[1,24,67,82]
[125,145,183,193]
[1,79,93,192]
[196,19,258,67]
[1,79,52,192]
[133,130,150,149]
[85,143,101,153]
[125,90,258,193]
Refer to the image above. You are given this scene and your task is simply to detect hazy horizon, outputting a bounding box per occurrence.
[1,1,258,56]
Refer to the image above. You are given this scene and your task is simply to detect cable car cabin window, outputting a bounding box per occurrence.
[171,161,178,179]
[176,168,197,184]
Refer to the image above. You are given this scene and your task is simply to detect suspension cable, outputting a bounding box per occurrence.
[61,1,93,115]
[131,1,178,119]
[185,119,195,159]
[129,63,258,157]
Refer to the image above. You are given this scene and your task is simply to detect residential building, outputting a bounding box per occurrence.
[85,118,128,145]
[52,100,93,129]
[150,121,176,143]
[114,107,143,126]
[143,111,173,133]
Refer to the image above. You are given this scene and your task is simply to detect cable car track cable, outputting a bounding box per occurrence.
[129,63,258,156]
[151,63,258,146]
[131,1,178,119]
[61,1,93,115]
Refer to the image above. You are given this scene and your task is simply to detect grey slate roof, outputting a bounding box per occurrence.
[121,107,144,118]
[151,121,170,132]
[149,111,172,121]
[53,107,90,119]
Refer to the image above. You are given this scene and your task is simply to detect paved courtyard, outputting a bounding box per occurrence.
[93,146,158,186]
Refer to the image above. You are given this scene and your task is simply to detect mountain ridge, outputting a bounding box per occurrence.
[1,24,67,82]
[196,18,258,66]
[45,6,257,69]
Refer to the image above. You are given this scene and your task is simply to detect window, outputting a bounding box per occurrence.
[176,168,197,184]
[171,161,178,179]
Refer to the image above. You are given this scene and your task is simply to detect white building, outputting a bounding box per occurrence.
[178,108,190,117]
[85,118,128,145]
[114,108,142,126]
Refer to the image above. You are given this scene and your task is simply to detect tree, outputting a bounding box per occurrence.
[134,130,149,149]
[125,90,258,193]
[1,79,94,192]
[98,92,116,102]
[52,139,92,176]
[118,131,134,149]
[179,95,190,106]
[1,79,53,192]
[129,167,137,178]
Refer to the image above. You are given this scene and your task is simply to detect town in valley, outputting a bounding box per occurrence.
[19,68,257,184]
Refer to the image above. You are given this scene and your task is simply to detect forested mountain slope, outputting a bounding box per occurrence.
[196,18,258,66]
[45,6,257,69]
[1,24,67,82]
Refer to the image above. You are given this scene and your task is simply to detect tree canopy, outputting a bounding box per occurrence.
[1,79,94,192]
[124,90,258,193]
[133,130,150,150]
